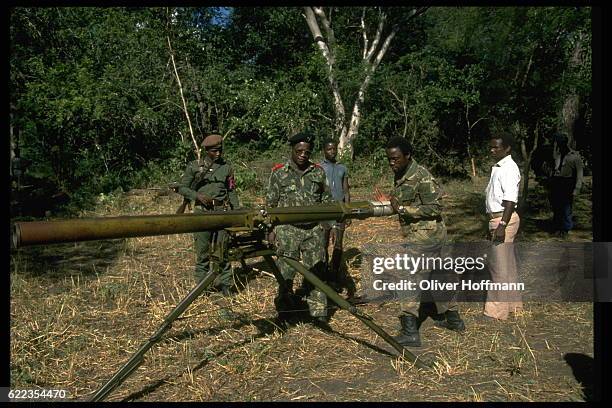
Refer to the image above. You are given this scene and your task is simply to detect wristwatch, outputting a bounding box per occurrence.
[498,220,507,227]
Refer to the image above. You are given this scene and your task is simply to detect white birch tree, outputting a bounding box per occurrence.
[303,7,428,159]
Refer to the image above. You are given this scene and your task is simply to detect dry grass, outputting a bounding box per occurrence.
[10,177,594,401]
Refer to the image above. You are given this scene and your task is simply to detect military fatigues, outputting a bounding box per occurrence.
[179,156,240,288]
[266,160,332,317]
[392,159,456,317]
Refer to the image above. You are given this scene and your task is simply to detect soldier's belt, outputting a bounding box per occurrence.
[406,215,443,222]
[198,199,228,209]
[488,211,515,219]
[288,222,319,230]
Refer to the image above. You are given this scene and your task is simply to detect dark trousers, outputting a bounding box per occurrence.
[322,222,345,284]
[549,177,575,232]
[194,229,232,288]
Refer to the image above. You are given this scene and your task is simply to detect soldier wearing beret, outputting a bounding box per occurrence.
[178,134,240,293]
[266,132,333,324]
[376,137,465,347]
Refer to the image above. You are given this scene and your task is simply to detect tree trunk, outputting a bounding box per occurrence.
[562,94,580,149]
[561,32,585,149]
[10,111,16,179]
[338,11,398,160]
[518,123,540,211]
[303,7,346,137]
[304,7,424,160]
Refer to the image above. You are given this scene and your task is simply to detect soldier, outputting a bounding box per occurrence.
[178,134,240,294]
[376,137,465,347]
[266,132,333,324]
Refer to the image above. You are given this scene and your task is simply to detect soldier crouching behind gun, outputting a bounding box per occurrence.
[375,137,465,347]
[178,134,240,295]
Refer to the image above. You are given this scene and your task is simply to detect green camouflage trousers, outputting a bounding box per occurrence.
[275,224,328,317]
[399,221,457,317]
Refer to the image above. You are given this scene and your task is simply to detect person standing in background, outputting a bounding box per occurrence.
[484,131,523,320]
[319,139,351,291]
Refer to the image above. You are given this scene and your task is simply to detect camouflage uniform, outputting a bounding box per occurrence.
[178,156,240,288]
[266,160,332,317]
[392,159,456,317]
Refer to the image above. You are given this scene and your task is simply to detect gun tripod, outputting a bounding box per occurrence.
[89,229,429,401]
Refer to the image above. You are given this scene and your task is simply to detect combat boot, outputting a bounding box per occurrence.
[275,279,296,322]
[393,314,421,347]
[434,310,466,332]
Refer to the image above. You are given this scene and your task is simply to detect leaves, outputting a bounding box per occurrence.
[10,7,592,212]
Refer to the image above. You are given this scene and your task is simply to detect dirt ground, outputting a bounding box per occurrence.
[9,176,594,402]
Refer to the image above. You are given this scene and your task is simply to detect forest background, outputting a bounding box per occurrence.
[9,7,592,215]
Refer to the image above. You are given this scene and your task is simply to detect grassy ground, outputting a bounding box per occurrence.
[10,173,594,402]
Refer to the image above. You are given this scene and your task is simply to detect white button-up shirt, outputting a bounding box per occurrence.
[485,154,521,213]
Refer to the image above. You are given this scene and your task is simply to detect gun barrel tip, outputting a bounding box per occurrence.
[369,200,394,216]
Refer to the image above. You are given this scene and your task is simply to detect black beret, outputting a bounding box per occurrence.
[288,132,315,146]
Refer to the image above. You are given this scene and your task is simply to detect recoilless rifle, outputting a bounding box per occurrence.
[12,200,430,401]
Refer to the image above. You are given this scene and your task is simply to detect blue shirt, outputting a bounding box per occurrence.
[320,159,348,202]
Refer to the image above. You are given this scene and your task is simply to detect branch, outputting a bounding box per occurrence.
[361,8,368,60]
[520,47,535,90]
[469,116,487,131]
[167,34,199,162]
[304,7,346,135]
[313,7,336,61]
[408,6,429,21]
[370,25,397,73]
[365,9,385,62]
[387,88,408,137]
[304,8,334,68]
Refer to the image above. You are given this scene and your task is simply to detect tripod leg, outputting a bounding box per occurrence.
[263,255,291,293]
[89,263,220,401]
[280,255,429,369]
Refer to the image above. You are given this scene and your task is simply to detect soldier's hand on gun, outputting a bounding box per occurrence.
[374,187,401,214]
[196,193,213,207]
[373,186,390,201]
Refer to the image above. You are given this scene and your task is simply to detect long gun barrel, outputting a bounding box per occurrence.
[12,201,394,248]
[12,199,431,400]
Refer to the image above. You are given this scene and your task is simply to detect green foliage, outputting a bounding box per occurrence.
[10,7,592,214]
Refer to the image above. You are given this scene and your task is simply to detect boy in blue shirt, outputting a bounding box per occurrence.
[319,140,351,291]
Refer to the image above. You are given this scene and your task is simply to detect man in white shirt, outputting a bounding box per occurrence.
[484,132,523,320]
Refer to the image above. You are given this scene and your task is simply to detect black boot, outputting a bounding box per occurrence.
[393,314,421,347]
[275,280,296,322]
[434,310,466,332]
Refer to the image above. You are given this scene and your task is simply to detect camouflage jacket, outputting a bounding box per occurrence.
[392,159,446,243]
[178,156,240,209]
[266,160,332,208]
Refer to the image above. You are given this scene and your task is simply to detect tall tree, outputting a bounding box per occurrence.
[303,7,427,159]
